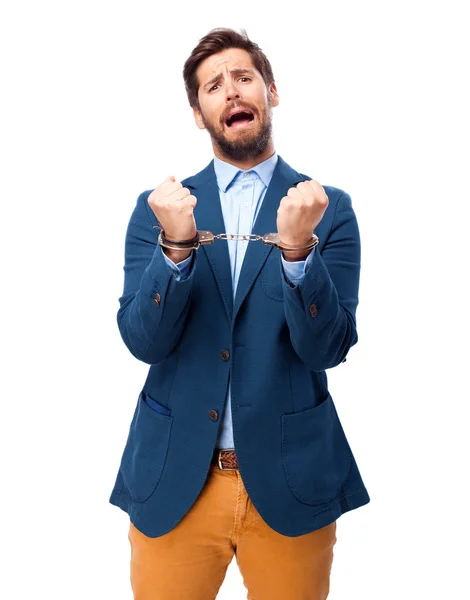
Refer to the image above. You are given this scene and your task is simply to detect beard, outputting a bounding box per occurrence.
[199,99,273,162]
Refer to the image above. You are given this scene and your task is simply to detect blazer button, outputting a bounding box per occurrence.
[309,303,318,317]
[220,350,230,361]
[209,409,219,421]
[153,293,161,307]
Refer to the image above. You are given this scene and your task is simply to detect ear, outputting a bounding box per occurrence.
[268,82,279,108]
[193,106,206,130]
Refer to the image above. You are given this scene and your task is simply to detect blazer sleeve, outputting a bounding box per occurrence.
[280,191,361,371]
[116,191,197,364]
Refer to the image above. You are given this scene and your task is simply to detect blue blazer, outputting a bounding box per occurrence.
[109,154,370,538]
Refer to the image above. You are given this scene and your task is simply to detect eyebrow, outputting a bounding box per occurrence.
[203,68,256,91]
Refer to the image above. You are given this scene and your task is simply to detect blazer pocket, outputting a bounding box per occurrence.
[260,252,284,301]
[120,391,173,503]
[281,393,352,506]
[143,392,172,416]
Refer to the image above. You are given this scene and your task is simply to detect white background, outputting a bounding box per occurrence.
[1,1,469,598]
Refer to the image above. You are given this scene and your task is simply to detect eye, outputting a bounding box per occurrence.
[208,77,251,92]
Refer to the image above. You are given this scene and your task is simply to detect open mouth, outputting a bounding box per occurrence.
[225,109,255,129]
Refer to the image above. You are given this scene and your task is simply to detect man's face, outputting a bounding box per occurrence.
[193,48,279,162]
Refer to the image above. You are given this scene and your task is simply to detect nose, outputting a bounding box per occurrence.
[225,79,240,103]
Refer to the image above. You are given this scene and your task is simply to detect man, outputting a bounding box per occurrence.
[109,27,370,600]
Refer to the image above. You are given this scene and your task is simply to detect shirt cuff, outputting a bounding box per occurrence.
[281,247,316,286]
[161,246,195,281]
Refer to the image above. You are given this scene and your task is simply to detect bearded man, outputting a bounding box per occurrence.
[109,26,370,600]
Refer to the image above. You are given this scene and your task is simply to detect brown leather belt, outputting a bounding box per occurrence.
[211,448,238,470]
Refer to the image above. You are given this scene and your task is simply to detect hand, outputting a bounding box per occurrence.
[276,179,329,248]
[148,176,198,242]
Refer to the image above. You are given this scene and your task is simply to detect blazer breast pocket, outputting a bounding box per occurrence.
[260,252,285,301]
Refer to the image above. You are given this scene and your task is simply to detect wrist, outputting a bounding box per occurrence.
[282,251,311,262]
[162,247,192,263]
[275,232,318,257]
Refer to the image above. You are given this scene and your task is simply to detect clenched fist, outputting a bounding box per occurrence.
[148,176,198,263]
[276,179,329,260]
[148,176,198,242]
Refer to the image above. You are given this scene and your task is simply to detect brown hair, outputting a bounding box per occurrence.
[183,27,275,110]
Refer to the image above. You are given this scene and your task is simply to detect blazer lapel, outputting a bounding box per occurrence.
[185,154,306,326]
[186,163,234,322]
[232,155,307,322]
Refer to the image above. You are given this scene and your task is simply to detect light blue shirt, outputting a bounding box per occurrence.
[161,152,315,448]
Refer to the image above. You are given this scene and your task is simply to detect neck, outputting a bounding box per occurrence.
[213,141,276,170]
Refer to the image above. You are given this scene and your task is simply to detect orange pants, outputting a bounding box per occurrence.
[128,462,337,599]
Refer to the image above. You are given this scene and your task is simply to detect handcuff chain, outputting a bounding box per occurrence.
[153,226,319,252]
[153,226,261,242]
[214,233,263,242]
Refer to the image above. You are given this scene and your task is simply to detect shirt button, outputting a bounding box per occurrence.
[309,303,319,317]
[220,350,230,361]
[209,409,219,421]
[243,172,250,178]
[244,202,248,207]
[153,293,161,307]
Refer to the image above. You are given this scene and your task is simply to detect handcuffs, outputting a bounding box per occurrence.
[153,226,319,253]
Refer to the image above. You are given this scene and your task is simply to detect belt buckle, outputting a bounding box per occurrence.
[217,448,237,470]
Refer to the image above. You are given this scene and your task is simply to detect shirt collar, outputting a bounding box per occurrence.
[213,152,278,192]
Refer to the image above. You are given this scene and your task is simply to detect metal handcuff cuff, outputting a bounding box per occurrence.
[153,225,319,253]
